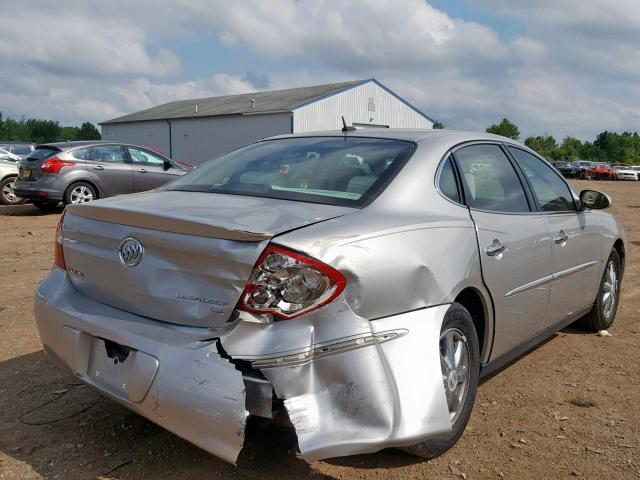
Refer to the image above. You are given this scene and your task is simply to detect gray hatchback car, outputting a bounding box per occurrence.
[14,141,189,210]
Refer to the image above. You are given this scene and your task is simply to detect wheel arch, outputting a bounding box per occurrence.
[613,238,625,275]
[1,173,17,182]
[453,286,493,363]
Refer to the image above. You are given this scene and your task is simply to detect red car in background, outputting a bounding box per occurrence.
[585,163,615,180]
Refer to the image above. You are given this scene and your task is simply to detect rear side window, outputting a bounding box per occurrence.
[27,147,59,160]
[508,147,576,212]
[89,146,126,163]
[438,157,461,203]
[69,148,89,160]
[453,144,530,213]
[164,137,415,207]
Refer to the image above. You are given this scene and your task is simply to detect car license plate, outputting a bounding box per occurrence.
[21,168,31,179]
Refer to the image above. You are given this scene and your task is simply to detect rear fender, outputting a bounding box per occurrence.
[221,303,452,461]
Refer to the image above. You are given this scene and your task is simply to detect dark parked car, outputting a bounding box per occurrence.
[0,141,36,158]
[575,160,593,179]
[14,142,190,210]
[552,161,578,178]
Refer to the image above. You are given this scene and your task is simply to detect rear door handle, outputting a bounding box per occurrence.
[92,165,104,170]
[554,230,569,245]
[137,168,148,173]
[485,239,506,257]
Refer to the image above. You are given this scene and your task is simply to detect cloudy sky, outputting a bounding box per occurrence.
[1,0,639,140]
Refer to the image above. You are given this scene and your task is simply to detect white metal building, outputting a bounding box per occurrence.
[101,79,434,165]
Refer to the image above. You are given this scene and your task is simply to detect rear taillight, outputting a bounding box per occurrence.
[41,156,75,174]
[54,211,66,270]
[236,244,346,319]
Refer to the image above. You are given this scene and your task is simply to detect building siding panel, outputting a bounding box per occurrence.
[101,113,292,165]
[102,121,171,156]
[292,81,432,133]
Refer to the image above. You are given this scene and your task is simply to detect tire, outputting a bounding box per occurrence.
[64,181,97,205]
[403,302,480,459]
[32,201,59,211]
[578,250,622,331]
[0,176,26,205]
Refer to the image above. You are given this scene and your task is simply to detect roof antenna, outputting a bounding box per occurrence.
[341,116,355,133]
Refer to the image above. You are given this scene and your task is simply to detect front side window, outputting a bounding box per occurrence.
[453,144,530,213]
[90,146,125,163]
[128,147,167,167]
[509,147,576,212]
[164,137,415,206]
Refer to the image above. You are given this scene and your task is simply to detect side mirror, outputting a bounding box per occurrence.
[579,189,611,210]
[163,160,172,171]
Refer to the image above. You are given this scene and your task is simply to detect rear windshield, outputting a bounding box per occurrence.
[26,147,59,161]
[164,137,416,207]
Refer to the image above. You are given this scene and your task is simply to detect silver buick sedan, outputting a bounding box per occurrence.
[35,129,625,464]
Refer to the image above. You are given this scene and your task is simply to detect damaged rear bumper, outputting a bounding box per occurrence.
[35,269,452,463]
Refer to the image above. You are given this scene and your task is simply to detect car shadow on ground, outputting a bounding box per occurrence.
[0,204,62,216]
[0,351,342,479]
[1,331,586,478]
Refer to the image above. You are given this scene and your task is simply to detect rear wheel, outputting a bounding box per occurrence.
[64,181,97,205]
[578,250,621,331]
[403,303,480,459]
[0,176,25,205]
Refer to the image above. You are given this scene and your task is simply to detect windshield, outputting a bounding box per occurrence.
[164,137,416,207]
[12,145,33,155]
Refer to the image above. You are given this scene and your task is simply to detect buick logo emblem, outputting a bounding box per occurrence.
[118,237,144,267]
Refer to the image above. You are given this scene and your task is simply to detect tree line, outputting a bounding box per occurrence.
[484,118,640,165]
[0,113,101,144]
[3,111,638,165]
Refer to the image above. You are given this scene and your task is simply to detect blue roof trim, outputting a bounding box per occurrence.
[289,78,435,124]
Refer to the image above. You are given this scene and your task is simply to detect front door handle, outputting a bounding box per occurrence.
[93,165,104,170]
[137,168,148,173]
[485,239,506,257]
[554,230,569,245]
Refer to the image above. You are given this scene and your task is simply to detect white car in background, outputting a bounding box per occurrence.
[613,165,639,181]
[0,157,25,205]
[0,147,22,163]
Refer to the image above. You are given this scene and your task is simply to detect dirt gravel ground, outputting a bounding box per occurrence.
[0,179,638,480]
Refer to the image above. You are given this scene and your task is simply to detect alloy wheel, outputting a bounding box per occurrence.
[602,260,618,320]
[2,179,20,203]
[70,185,94,204]
[440,328,470,424]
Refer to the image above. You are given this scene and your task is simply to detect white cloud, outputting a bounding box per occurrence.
[0,9,180,77]
[1,0,639,140]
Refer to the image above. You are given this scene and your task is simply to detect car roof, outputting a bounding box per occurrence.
[37,140,110,150]
[265,128,529,152]
[0,140,36,145]
[268,128,510,143]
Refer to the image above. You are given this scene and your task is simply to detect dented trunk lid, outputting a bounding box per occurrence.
[62,191,355,328]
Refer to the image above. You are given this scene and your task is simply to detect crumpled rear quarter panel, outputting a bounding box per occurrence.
[223,304,452,461]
